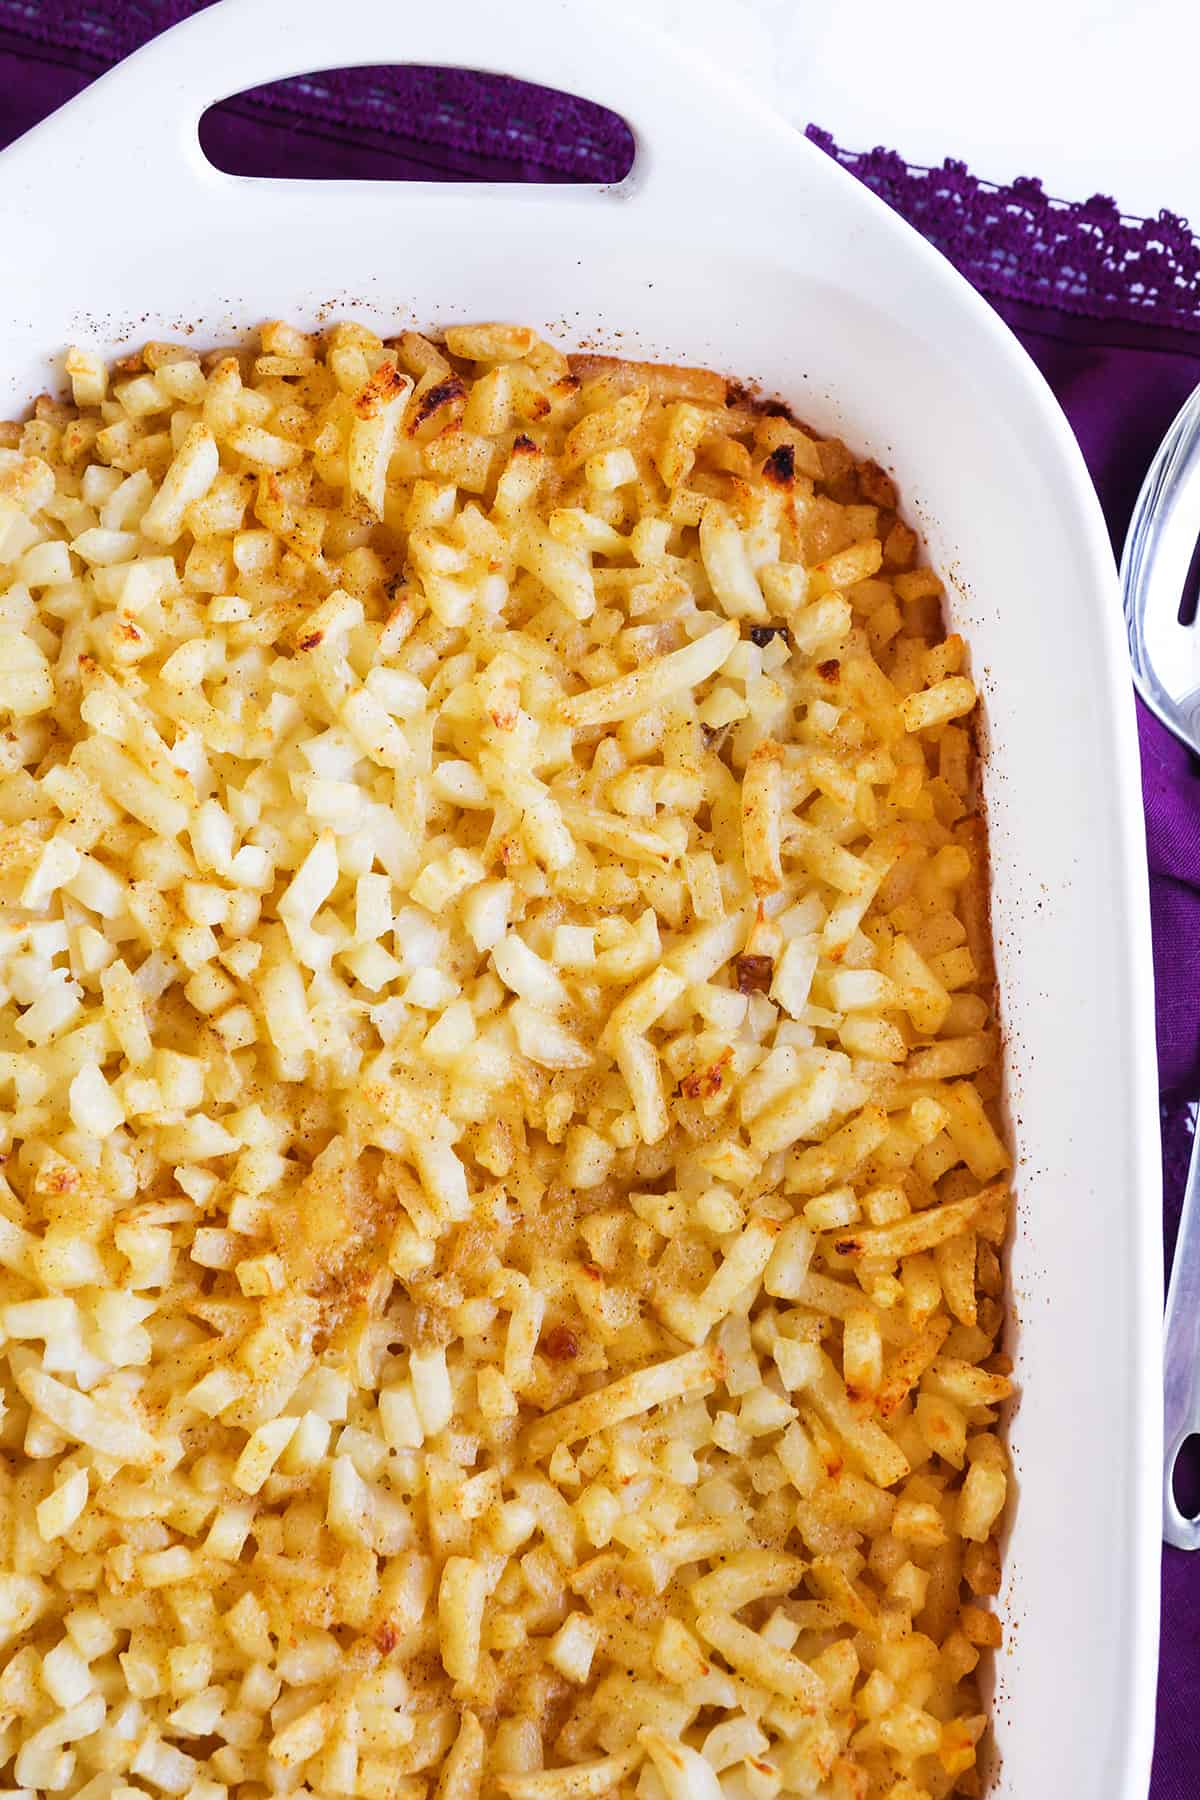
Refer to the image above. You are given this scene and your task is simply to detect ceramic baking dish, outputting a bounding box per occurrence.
[0,0,1161,1791]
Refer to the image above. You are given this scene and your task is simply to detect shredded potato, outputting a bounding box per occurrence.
[0,322,1010,1800]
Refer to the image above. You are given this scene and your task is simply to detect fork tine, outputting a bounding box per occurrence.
[1176,532,1200,627]
[1122,380,1200,751]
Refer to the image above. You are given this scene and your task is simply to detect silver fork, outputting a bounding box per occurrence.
[1121,380,1200,1549]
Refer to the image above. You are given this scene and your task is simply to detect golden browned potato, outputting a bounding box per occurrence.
[0,321,1009,1800]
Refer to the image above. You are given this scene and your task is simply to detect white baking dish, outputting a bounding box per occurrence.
[0,1,1161,1792]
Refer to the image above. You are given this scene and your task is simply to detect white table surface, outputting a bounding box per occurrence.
[648,0,1200,227]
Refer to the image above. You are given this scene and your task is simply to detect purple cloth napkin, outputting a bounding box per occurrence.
[3,5,1200,1791]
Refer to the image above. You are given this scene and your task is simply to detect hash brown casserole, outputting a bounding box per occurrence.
[0,321,1011,1800]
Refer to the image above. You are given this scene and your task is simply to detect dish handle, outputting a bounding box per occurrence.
[12,0,776,214]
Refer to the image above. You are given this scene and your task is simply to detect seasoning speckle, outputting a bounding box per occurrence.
[735,954,774,994]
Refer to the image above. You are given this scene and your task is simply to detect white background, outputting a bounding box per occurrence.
[646,0,1200,225]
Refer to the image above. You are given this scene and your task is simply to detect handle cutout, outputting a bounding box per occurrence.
[1170,1432,1200,1526]
[198,64,635,185]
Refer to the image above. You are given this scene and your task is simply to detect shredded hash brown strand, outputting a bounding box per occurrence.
[0,322,1011,1800]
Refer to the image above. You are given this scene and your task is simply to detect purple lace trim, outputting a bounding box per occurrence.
[229,66,632,184]
[806,126,1200,330]
[0,0,187,65]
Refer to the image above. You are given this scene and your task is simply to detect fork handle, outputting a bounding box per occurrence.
[1164,1115,1200,1546]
